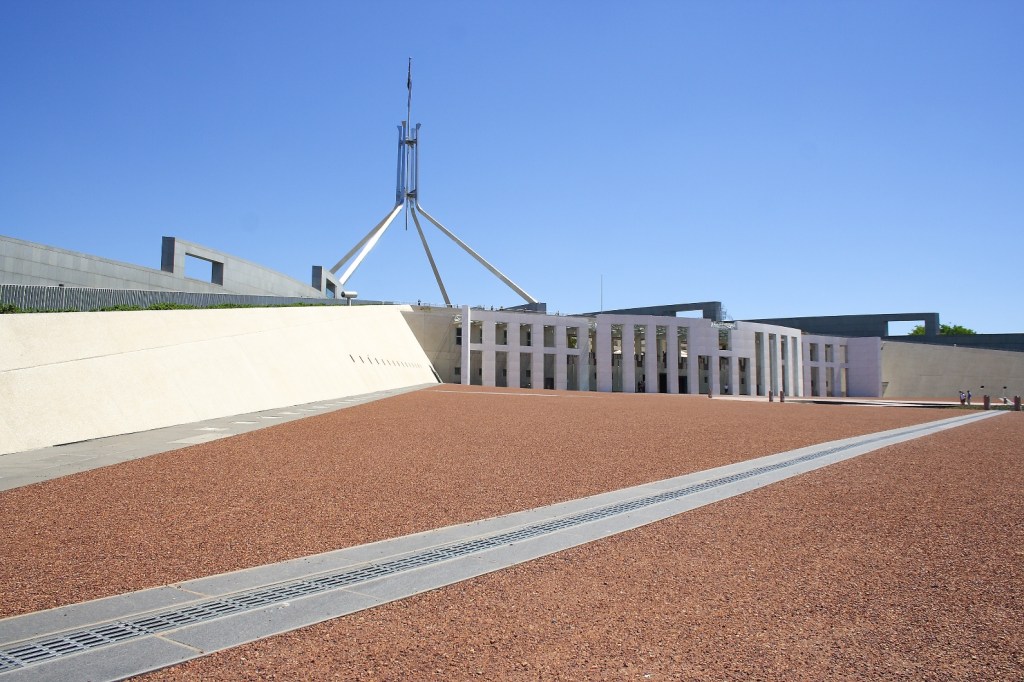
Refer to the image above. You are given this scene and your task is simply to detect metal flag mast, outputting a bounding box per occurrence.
[330,59,538,307]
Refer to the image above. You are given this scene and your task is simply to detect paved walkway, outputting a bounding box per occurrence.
[0,384,435,492]
[0,410,1001,681]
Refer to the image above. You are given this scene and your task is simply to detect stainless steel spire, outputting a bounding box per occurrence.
[331,61,537,306]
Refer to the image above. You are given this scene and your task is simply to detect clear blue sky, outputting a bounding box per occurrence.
[2,1,1021,332]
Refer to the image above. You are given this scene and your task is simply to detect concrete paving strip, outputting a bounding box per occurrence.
[0,410,1001,681]
[0,383,435,492]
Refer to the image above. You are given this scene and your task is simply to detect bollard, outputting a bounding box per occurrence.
[983,395,990,410]
[780,392,785,403]
[708,391,712,399]
[1015,396,1021,412]
[768,390,774,403]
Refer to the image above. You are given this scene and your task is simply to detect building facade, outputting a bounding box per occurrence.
[404,305,880,398]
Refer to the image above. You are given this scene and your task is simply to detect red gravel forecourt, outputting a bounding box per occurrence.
[1,385,1020,678]
[143,407,1024,681]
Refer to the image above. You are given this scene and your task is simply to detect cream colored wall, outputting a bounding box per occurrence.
[400,307,461,383]
[881,341,1024,399]
[0,305,438,455]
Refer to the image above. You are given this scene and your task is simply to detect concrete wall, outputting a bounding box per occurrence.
[845,337,883,397]
[1,234,325,298]
[881,341,1024,400]
[0,305,438,455]
[884,333,1024,353]
[401,306,462,383]
[747,312,940,338]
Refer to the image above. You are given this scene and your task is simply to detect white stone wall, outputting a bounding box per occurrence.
[0,305,438,455]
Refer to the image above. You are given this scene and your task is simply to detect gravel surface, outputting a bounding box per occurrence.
[1,387,949,619]
[141,407,1024,681]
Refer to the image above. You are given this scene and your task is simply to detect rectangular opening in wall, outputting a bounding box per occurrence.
[566,326,579,349]
[566,355,579,391]
[656,326,667,371]
[185,253,215,283]
[543,325,556,348]
[543,353,556,389]
[495,350,508,387]
[496,323,508,346]
[718,328,731,351]
[719,356,731,394]
[825,344,834,363]
[698,354,711,394]
[470,350,482,386]
[634,325,646,366]
[809,343,819,362]
[521,325,532,347]
[471,322,483,344]
[325,281,336,299]
[520,352,532,388]
[677,327,689,382]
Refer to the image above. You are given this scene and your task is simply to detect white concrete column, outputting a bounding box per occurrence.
[596,320,612,392]
[579,326,592,391]
[531,322,544,389]
[554,324,568,390]
[667,322,679,394]
[461,305,471,386]
[792,336,803,397]
[644,322,657,393]
[481,319,496,387]
[773,335,784,395]
[622,324,636,393]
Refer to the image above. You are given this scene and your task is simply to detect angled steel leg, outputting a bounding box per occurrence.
[330,202,405,275]
[411,209,451,306]
[333,202,405,287]
[417,205,538,304]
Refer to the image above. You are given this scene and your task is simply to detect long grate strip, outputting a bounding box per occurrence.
[0,415,985,673]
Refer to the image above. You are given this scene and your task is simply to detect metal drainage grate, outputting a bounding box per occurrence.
[0,415,978,673]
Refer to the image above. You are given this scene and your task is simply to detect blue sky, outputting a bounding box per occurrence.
[1,1,1021,332]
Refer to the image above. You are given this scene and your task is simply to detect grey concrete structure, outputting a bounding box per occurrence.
[746,310,1024,353]
[887,333,1024,353]
[746,312,941,338]
[880,340,1024,400]
[0,283,354,312]
[581,301,723,321]
[1,234,330,299]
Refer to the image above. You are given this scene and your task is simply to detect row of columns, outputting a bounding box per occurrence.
[460,308,804,397]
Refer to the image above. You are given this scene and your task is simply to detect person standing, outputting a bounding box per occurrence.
[967,390,972,406]
[959,390,966,405]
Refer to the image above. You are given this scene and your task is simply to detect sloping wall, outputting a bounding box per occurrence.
[0,305,438,455]
[881,341,1024,400]
[0,234,324,297]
